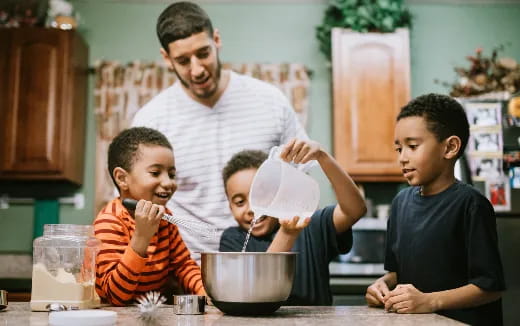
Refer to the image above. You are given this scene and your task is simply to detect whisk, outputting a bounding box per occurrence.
[122,199,217,239]
[137,291,166,325]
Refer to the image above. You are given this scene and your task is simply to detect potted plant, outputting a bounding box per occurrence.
[316,0,412,61]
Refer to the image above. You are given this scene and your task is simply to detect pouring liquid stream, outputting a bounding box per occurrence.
[241,213,263,252]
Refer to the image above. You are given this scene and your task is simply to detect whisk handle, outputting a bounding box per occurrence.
[122,198,176,221]
[122,198,138,211]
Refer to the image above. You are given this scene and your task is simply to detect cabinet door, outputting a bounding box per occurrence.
[0,29,67,176]
[332,29,410,182]
[0,30,11,144]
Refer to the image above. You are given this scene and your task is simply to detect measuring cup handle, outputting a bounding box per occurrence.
[268,146,281,160]
[297,161,316,173]
[269,145,315,172]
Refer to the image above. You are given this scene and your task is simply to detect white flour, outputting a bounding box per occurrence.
[30,263,99,311]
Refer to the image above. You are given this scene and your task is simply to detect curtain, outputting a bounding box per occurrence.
[93,61,311,214]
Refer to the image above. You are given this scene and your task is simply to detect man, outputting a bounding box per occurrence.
[132,1,309,263]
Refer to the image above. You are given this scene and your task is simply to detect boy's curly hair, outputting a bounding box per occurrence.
[108,127,173,191]
[222,150,268,189]
[397,93,470,158]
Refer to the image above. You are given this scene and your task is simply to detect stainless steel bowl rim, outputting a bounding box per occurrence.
[201,252,297,304]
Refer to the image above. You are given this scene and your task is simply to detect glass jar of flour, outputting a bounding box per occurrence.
[30,224,101,311]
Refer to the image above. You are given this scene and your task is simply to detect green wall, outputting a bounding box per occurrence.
[1,1,519,252]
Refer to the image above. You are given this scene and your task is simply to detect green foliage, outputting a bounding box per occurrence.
[316,0,412,60]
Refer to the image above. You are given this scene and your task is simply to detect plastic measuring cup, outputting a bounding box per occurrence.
[249,146,320,219]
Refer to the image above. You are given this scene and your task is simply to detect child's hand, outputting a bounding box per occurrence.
[131,200,165,256]
[383,284,434,313]
[366,279,390,307]
[280,138,323,164]
[279,216,311,235]
[267,216,311,253]
[134,199,165,239]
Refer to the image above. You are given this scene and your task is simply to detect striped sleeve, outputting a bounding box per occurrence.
[278,88,309,145]
[168,225,206,295]
[94,212,147,306]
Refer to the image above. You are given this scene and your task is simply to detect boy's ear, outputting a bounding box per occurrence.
[444,136,462,159]
[113,167,129,191]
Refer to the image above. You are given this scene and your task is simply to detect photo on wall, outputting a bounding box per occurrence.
[464,102,502,128]
[509,166,520,189]
[469,130,503,153]
[470,157,503,181]
[485,178,511,212]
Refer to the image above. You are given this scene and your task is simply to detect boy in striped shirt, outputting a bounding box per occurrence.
[94,127,205,306]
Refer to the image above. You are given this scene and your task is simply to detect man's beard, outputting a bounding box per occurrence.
[174,59,222,99]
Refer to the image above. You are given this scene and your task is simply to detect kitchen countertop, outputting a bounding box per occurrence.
[1,302,466,326]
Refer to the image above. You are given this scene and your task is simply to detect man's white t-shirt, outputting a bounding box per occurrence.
[132,71,309,263]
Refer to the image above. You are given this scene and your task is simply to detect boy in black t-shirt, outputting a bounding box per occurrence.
[219,138,366,305]
[366,94,506,325]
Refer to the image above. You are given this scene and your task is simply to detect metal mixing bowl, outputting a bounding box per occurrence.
[201,252,297,315]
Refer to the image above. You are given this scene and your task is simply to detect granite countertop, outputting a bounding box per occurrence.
[1,302,466,326]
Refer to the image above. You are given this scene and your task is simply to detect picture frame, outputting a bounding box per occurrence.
[464,102,502,128]
[470,157,503,181]
[485,178,511,212]
[468,130,503,153]
[509,166,520,189]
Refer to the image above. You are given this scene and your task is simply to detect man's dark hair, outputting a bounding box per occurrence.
[156,1,214,52]
[222,150,268,189]
[108,127,173,191]
[397,93,470,159]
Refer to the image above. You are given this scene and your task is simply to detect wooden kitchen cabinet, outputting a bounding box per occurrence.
[332,28,410,182]
[0,28,88,185]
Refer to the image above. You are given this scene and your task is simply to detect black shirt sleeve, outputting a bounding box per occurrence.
[303,205,353,261]
[219,227,245,252]
[465,194,506,291]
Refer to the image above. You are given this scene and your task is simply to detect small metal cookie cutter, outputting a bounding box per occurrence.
[173,295,206,315]
[0,290,7,311]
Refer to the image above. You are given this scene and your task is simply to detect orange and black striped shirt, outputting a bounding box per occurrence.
[93,198,205,306]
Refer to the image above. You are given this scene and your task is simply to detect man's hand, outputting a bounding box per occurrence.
[278,216,311,236]
[384,284,434,313]
[130,199,165,256]
[366,278,390,307]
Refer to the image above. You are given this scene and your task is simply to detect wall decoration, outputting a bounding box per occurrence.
[469,130,503,153]
[465,102,501,127]
[485,178,511,212]
[509,167,520,189]
[437,45,520,97]
[471,156,503,180]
